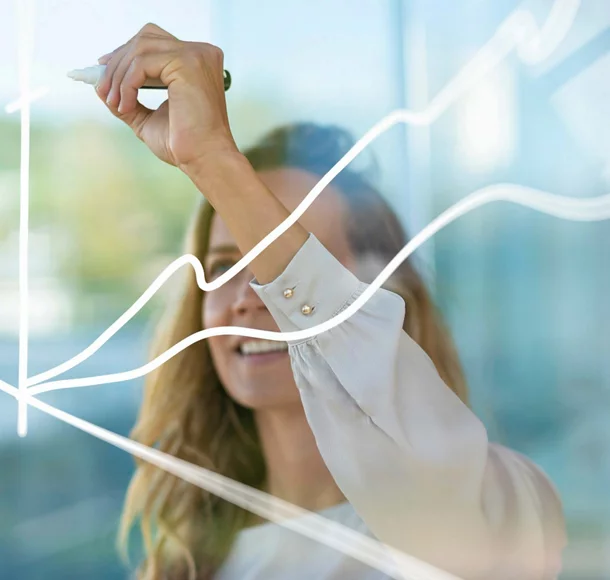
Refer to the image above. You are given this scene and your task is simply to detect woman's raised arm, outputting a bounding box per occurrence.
[96,23,309,284]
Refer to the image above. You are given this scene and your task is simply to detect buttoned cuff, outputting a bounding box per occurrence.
[249,233,364,337]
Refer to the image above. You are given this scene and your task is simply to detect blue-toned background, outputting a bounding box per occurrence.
[0,0,608,578]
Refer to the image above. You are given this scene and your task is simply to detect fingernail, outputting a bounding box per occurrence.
[106,90,114,106]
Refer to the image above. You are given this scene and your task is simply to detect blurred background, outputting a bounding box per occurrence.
[0,0,609,578]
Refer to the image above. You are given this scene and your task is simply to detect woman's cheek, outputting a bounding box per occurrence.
[202,294,225,329]
[202,295,233,375]
[207,336,228,381]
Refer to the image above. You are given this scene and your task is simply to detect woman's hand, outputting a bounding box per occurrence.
[96,23,239,175]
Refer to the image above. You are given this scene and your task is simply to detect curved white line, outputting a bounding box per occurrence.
[514,0,582,65]
[28,185,610,396]
[24,0,582,390]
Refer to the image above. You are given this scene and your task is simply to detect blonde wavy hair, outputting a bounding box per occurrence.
[119,123,470,579]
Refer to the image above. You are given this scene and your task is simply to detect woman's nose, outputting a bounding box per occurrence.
[231,271,267,316]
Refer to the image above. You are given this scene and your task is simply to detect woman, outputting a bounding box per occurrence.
[96,24,566,580]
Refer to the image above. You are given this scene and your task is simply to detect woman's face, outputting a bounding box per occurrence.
[202,167,355,410]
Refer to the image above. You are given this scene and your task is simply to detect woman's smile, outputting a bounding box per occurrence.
[235,338,289,366]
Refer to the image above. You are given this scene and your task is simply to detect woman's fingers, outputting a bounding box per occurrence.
[99,72,157,142]
[115,37,179,111]
[96,46,130,102]
[97,43,125,65]
[105,50,134,108]
[96,23,176,104]
[119,51,174,115]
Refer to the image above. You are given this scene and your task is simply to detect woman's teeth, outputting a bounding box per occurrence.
[239,339,289,355]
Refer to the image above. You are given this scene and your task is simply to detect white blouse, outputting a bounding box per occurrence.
[217,233,567,580]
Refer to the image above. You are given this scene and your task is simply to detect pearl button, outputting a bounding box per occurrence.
[283,288,294,299]
[301,304,313,315]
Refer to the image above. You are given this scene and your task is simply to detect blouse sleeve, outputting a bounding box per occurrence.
[250,233,567,580]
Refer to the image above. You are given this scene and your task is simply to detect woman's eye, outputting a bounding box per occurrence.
[208,260,234,278]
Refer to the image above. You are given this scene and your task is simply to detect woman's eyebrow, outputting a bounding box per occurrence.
[207,243,240,255]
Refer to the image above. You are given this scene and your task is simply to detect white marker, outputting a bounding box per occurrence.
[67,64,232,91]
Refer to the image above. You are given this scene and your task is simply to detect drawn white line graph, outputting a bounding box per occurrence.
[3,0,604,578]
[23,0,585,393]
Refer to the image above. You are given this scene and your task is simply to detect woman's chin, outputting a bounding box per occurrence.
[225,376,301,410]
